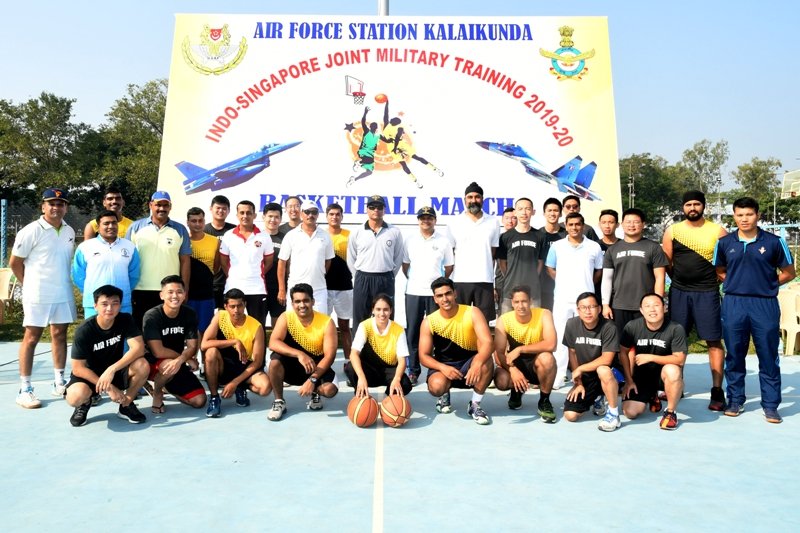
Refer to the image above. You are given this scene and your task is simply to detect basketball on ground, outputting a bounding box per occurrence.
[374,93,388,103]
[347,395,379,427]
[380,394,412,427]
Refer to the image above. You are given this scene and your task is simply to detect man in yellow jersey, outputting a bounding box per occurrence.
[186,207,219,335]
[267,283,338,421]
[201,289,272,417]
[83,186,134,241]
[419,277,494,425]
[493,285,558,423]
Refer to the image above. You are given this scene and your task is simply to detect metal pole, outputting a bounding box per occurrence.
[1,199,6,267]
[378,0,389,16]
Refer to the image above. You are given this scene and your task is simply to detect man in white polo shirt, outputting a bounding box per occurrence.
[277,199,334,313]
[220,200,274,326]
[447,182,500,323]
[546,212,603,386]
[10,187,77,408]
[402,206,454,384]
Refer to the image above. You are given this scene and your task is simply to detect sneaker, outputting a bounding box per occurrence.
[435,392,453,414]
[346,176,355,188]
[52,380,67,397]
[538,398,557,423]
[763,407,783,424]
[235,388,250,407]
[90,393,102,406]
[16,387,41,409]
[267,399,287,421]
[659,410,678,430]
[708,387,726,411]
[307,392,323,410]
[117,403,146,424]
[468,401,491,425]
[598,411,621,432]
[415,180,424,189]
[724,403,744,417]
[206,395,221,418]
[508,389,523,410]
[649,395,662,413]
[408,373,418,386]
[657,390,667,401]
[592,396,607,416]
[70,402,91,427]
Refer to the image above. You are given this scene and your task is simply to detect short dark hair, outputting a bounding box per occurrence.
[514,197,533,208]
[502,206,515,215]
[93,284,123,303]
[563,195,580,207]
[509,285,531,298]
[565,212,584,224]
[284,195,301,206]
[237,200,256,212]
[622,208,646,223]
[371,293,393,310]
[290,283,314,300]
[187,207,204,218]
[262,202,282,215]
[210,195,230,208]
[732,196,760,213]
[599,209,619,222]
[103,186,123,198]
[576,292,599,306]
[430,276,455,293]
[326,203,343,214]
[223,288,246,304]
[639,292,664,306]
[160,275,184,288]
[543,197,562,211]
[95,210,118,225]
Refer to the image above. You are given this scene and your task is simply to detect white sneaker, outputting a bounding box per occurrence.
[16,387,42,409]
[598,411,621,432]
[267,400,287,421]
[52,380,67,397]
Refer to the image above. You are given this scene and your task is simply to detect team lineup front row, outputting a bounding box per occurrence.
[70,275,701,431]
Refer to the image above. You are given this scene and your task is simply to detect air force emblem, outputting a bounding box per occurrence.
[182,24,248,76]
[539,26,595,81]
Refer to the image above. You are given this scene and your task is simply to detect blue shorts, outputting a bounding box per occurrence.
[668,287,721,341]
[187,299,215,333]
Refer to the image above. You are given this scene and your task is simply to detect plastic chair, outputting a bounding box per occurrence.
[778,290,800,355]
[0,268,16,324]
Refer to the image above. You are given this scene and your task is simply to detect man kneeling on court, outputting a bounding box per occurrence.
[621,293,687,430]
[493,285,558,423]
[267,283,338,421]
[66,285,149,426]
[142,275,207,414]
[201,288,271,418]
[419,277,494,425]
[562,292,621,431]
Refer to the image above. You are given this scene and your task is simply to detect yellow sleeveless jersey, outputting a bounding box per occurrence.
[427,304,477,362]
[218,310,261,361]
[500,308,545,350]
[285,310,331,358]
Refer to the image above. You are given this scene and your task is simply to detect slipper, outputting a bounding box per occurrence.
[151,404,166,414]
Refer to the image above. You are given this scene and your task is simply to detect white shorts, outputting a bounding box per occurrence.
[23,301,77,328]
[327,290,353,320]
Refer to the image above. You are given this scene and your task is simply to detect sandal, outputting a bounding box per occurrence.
[151,403,166,414]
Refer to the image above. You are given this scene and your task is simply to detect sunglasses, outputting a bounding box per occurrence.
[303,209,319,215]
[367,205,385,210]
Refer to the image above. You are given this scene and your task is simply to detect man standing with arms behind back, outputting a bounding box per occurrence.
[204,195,235,309]
[662,191,727,411]
[10,187,77,408]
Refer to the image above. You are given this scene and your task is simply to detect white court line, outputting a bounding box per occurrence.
[372,423,384,533]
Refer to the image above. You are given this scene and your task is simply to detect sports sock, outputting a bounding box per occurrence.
[608,406,619,416]
[20,376,32,390]
[471,392,483,404]
[54,368,65,384]
[539,392,551,404]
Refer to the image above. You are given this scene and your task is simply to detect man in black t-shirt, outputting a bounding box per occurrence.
[262,202,286,327]
[620,293,687,430]
[204,195,236,309]
[143,275,207,414]
[65,285,149,426]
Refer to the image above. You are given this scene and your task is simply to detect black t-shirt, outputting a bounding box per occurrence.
[497,227,543,300]
[142,305,199,356]
[188,256,214,300]
[562,316,619,365]
[602,238,669,311]
[620,317,687,355]
[204,222,236,290]
[536,227,566,310]
[71,313,141,373]
[265,230,286,292]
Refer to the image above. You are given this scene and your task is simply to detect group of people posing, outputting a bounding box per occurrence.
[10,183,793,429]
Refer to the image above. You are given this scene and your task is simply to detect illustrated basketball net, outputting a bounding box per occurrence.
[345,75,365,105]
[780,169,800,199]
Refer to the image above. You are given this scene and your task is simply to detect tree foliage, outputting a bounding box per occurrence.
[730,157,795,224]
[619,153,682,236]
[676,139,730,194]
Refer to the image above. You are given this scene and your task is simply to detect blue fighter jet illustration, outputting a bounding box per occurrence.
[476,141,602,201]
[176,142,302,194]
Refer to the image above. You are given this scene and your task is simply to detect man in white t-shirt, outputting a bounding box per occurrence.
[447,182,500,323]
[10,187,77,408]
[277,199,334,313]
[219,200,274,326]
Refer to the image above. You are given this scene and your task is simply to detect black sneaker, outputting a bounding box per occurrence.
[117,402,146,424]
[538,397,556,423]
[70,402,91,427]
[235,388,250,407]
[90,393,102,406]
[508,389,523,410]
[708,387,725,411]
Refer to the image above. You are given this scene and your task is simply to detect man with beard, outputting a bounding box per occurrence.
[497,197,543,313]
[662,191,727,411]
[83,186,134,241]
[447,182,501,323]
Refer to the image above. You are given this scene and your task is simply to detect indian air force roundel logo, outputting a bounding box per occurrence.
[539,26,595,80]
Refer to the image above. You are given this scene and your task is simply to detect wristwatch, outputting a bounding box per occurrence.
[309,376,319,387]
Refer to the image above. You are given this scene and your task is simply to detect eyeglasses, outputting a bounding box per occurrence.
[577,305,599,312]
[367,205,384,210]
[303,209,319,215]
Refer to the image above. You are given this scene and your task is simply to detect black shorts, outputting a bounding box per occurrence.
[67,369,128,391]
[454,282,495,323]
[244,294,268,328]
[563,371,603,413]
[626,362,663,403]
[612,308,642,343]
[510,356,541,385]
[265,290,283,328]
[219,348,265,386]
[343,359,412,396]
[146,355,205,401]
[427,356,475,389]
[668,287,722,341]
[271,353,336,386]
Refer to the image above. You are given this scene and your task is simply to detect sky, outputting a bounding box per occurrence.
[5,0,799,184]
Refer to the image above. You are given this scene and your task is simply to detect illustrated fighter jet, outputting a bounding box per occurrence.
[177,142,302,194]
[476,141,601,201]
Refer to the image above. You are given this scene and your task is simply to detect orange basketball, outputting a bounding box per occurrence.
[380,394,413,427]
[347,395,379,428]
[374,93,388,103]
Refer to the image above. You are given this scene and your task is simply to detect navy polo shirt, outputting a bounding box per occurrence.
[713,229,792,297]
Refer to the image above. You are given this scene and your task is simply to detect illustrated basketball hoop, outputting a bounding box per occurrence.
[345,75,365,105]
[780,169,800,199]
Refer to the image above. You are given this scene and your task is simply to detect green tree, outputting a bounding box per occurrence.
[731,157,782,223]
[619,153,682,236]
[676,139,730,194]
